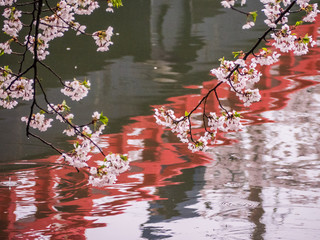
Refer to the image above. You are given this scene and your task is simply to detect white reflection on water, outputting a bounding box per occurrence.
[262,187,320,240]
[85,201,150,240]
[194,82,320,239]
[14,170,37,222]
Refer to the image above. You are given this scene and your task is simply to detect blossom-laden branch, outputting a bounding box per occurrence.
[0,0,129,187]
[155,0,319,153]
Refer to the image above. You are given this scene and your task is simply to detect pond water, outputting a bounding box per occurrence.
[1,1,320,239]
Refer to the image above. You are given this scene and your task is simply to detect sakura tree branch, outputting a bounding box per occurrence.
[154,0,316,153]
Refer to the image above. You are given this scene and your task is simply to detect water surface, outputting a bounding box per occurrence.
[0,1,320,239]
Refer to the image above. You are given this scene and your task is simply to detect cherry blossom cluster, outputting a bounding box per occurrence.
[221,0,246,9]
[271,24,317,55]
[261,0,319,28]
[0,39,12,54]
[61,78,91,101]
[92,27,114,52]
[261,0,290,28]
[0,66,33,109]
[25,34,50,61]
[0,1,16,6]
[207,111,243,132]
[47,103,129,185]
[57,109,130,186]
[73,0,99,15]
[47,100,77,136]
[88,153,130,187]
[221,0,319,30]
[21,113,54,132]
[186,111,243,152]
[302,3,319,22]
[155,0,319,153]
[38,1,84,42]
[251,48,281,66]
[1,0,118,61]
[154,107,244,152]
[60,124,105,169]
[154,107,191,144]
[0,0,128,187]
[210,57,262,106]
[2,6,22,37]
[220,0,258,30]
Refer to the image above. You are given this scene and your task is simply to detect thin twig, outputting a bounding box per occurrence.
[28,132,63,154]
[39,61,66,86]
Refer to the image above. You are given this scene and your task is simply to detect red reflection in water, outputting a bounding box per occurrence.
[0,19,319,239]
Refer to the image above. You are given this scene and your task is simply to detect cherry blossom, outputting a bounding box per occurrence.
[25,34,50,60]
[293,34,316,56]
[271,24,317,56]
[237,88,261,107]
[0,39,12,54]
[271,24,296,52]
[89,153,130,187]
[2,6,22,37]
[0,66,33,109]
[61,79,90,101]
[0,0,16,6]
[303,4,319,22]
[74,0,99,15]
[92,26,114,52]
[221,0,235,8]
[106,2,114,12]
[251,49,280,66]
[297,0,311,9]
[21,113,53,132]
[242,21,254,29]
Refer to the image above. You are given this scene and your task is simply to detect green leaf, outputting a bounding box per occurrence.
[110,0,123,8]
[295,20,303,26]
[4,65,11,72]
[185,111,189,117]
[302,34,310,44]
[99,112,109,125]
[82,79,90,89]
[219,56,225,64]
[0,49,4,56]
[249,11,258,22]
[2,66,11,77]
[39,110,46,114]
[232,51,241,58]
[120,154,128,161]
[234,111,241,118]
[62,100,71,111]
